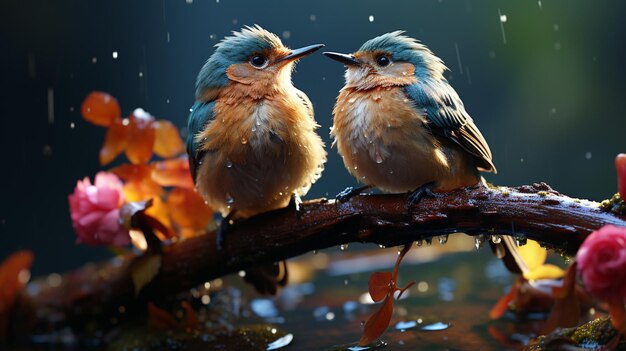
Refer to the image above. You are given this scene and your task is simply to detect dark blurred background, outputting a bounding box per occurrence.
[1,0,624,276]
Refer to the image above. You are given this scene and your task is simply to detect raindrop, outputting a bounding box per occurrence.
[499,14,507,22]
[585,152,592,160]
[553,24,559,31]
[368,15,374,22]
[388,169,394,174]
[185,0,193,3]
[226,194,235,205]
[282,31,291,39]
[491,235,502,244]
[91,57,97,64]
[138,71,143,77]
[348,97,356,103]
[225,158,233,168]
[251,126,257,132]
[353,165,358,170]
[378,244,386,249]
[42,145,52,157]
[312,250,317,255]
[375,152,383,164]
[415,240,423,247]
[232,19,238,25]
[241,137,248,144]
[438,234,448,244]
[112,51,118,59]
[201,295,210,304]
[554,42,561,50]
[70,122,75,129]
[309,14,316,22]
[267,334,294,351]
[340,243,349,251]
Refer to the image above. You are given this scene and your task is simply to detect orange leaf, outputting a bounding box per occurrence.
[125,111,156,165]
[166,188,212,233]
[0,251,34,341]
[153,120,184,158]
[99,119,128,165]
[81,91,121,127]
[358,295,394,346]
[152,157,195,190]
[368,272,392,302]
[489,280,520,320]
[145,197,173,239]
[148,303,179,331]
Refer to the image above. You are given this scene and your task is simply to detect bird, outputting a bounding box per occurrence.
[324,32,529,275]
[186,25,326,293]
[323,31,496,200]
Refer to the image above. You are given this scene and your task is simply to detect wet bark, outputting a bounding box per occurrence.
[6,183,626,343]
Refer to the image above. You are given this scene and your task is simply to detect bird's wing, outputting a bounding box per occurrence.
[403,82,496,172]
[186,100,216,181]
[294,88,314,120]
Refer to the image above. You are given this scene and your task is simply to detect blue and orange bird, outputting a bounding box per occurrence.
[324,31,496,199]
[186,26,326,293]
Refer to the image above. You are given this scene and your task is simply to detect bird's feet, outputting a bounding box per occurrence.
[288,193,303,218]
[408,182,438,207]
[216,209,237,251]
[335,185,372,203]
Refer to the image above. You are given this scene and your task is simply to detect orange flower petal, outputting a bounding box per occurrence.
[122,181,163,203]
[542,263,580,334]
[125,112,156,165]
[368,272,392,302]
[81,92,121,127]
[99,119,128,165]
[358,295,394,346]
[489,280,520,320]
[166,188,212,234]
[153,120,184,158]
[110,164,153,182]
[152,157,195,190]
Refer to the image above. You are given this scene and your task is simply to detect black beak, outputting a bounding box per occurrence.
[277,44,325,63]
[322,52,362,66]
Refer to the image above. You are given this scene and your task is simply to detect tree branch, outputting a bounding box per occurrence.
[7,183,626,343]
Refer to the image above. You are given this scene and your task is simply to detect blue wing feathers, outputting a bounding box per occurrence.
[186,101,216,180]
[403,82,496,172]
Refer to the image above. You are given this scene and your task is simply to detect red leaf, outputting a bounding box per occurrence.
[368,272,392,302]
[166,188,213,236]
[0,251,34,341]
[616,154,626,200]
[148,303,179,331]
[542,263,580,334]
[81,91,121,127]
[153,120,184,158]
[358,295,394,346]
[489,279,520,320]
[100,118,128,165]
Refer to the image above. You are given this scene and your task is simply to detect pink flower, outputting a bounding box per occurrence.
[68,172,129,246]
[576,225,626,304]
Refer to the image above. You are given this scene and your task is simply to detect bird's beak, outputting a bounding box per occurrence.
[276,44,325,63]
[322,52,362,66]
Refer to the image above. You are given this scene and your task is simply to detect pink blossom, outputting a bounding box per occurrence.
[576,225,626,304]
[68,172,129,246]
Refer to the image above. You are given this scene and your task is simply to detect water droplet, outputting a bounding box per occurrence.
[491,235,502,244]
[368,15,374,22]
[70,122,75,129]
[415,240,423,247]
[388,169,394,174]
[138,71,143,77]
[42,145,52,157]
[309,14,316,22]
[225,158,233,168]
[251,126,257,132]
[241,137,248,144]
[375,152,383,164]
[225,194,235,205]
[585,152,592,160]
[91,57,97,64]
[401,71,407,76]
[474,235,485,250]
[515,236,527,246]
[312,250,318,255]
[499,14,507,22]
[420,321,450,331]
[340,244,349,251]
[353,165,358,170]
[425,238,432,246]
[348,97,356,103]
[112,51,118,59]
[438,234,448,244]
[378,244,386,249]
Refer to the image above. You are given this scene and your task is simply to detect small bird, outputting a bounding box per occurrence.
[324,31,496,198]
[187,25,326,293]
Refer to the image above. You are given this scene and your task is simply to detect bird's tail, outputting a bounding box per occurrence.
[243,260,288,295]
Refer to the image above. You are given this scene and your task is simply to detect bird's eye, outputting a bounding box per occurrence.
[376,55,391,67]
[250,55,268,68]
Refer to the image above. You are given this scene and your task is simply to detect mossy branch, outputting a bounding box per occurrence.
[6,182,626,343]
